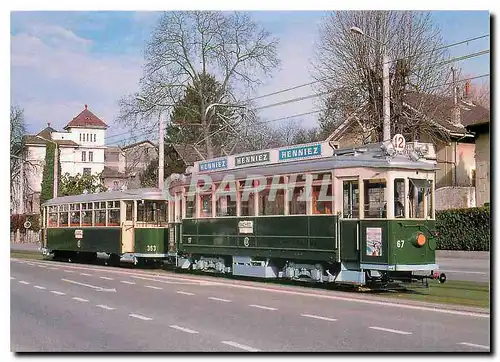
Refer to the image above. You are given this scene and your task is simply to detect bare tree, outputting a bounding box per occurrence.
[467,79,490,109]
[117,11,280,159]
[312,11,452,143]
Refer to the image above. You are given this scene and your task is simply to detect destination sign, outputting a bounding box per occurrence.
[234,152,270,167]
[198,158,228,172]
[278,144,322,161]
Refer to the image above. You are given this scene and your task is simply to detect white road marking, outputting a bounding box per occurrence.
[221,341,260,352]
[96,305,115,311]
[369,326,412,335]
[37,265,47,268]
[249,304,277,311]
[18,281,30,285]
[80,273,93,276]
[301,314,337,322]
[51,291,66,295]
[120,281,136,285]
[72,297,89,302]
[62,279,116,292]
[14,258,489,319]
[441,270,487,275]
[64,270,75,273]
[169,325,198,334]
[10,277,15,280]
[208,297,231,303]
[177,291,195,296]
[33,285,46,290]
[145,285,163,290]
[100,276,114,280]
[48,267,59,270]
[129,313,152,321]
[459,342,489,350]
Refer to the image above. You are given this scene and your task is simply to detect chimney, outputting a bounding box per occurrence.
[47,122,51,127]
[85,104,88,110]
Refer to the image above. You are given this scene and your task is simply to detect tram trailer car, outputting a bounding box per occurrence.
[41,188,171,266]
[167,137,447,287]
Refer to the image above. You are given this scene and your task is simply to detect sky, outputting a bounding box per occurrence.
[10,10,491,146]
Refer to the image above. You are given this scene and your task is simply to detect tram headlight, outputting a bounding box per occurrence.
[416,233,426,247]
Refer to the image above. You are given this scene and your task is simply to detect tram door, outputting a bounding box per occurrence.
[339,180,360,262]
[121,201,135,253]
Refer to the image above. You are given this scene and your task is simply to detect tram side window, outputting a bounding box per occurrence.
[343,180,359,218]
[408,179,428,219]
[82,203,92,226]
[259,178,285,215]
[199,194,212,218]
[239,180,255,217]
[363,179,386,218]
[289,185,306,215]
[185,193,196,218]
[158,202,168,223]
[107,201,120,226]
[312,173,333,214]
[125,201,133,221]
[426,180,434,218]
[394,178,405,218]
[94,202,106,226]
[215,182,237,217]
[70,204,81,226]
[48,206,58,227]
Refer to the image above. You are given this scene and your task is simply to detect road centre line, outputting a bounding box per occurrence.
[169,325,198,334]
[100,276,114,280]
[13,259,489,319]
[80,273,93,276]
[221,341,260,352]
[10,277,15,280]
[177,291,195,296]
[96,305,115,310]
[51,291,66,295]
[62,279,116,292]
[121,280,136,285]
[301,314,337,322]
[249,304,277,311]
[369,326,412,335]
[18,281,30,285]
[458,342,489,350]
[129,314,153,321]
[64,270,75,273]
[208,297,231,303]
[72,297,89,302]
[34,285,46,290]
[145,285,163,290]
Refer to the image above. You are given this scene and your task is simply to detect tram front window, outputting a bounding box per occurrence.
[394,178,405,218]
[343,180,359,218]
[409,179,430,219]
[363,179,386,218]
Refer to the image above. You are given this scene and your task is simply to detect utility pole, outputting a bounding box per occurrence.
[158,113,164,190]
[19,156,24,214]
[451,67,458,105]
[382,48,391,142]
[53,145,58,198]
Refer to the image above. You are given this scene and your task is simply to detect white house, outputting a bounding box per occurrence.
[22,104,108,213]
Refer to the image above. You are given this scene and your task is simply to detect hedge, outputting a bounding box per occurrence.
[10,214,41,233]
[436,206,490,251]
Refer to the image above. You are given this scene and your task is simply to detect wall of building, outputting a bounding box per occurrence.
[435,186,476,210]
[475,131,490,206]
[434,140,475,188]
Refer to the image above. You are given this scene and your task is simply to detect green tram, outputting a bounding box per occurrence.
[40,188,170,266]
[166,135,447,287]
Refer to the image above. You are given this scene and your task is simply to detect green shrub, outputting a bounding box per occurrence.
[436,206,490,251]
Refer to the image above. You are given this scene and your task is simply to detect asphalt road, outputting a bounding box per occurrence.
[11,258,490,352]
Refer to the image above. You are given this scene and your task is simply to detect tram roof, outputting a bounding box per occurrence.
[42,188,165,206]
[177,142,438,184]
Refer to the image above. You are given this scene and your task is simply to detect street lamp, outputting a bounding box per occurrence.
[36,135,58,198]
[350,25,391,142]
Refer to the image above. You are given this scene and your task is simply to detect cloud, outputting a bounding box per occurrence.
[11,20,144,137]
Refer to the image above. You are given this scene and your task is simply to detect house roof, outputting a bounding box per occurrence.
[101,166,127,179]
[64,104,108,130]
[403,92,489,134]
[23,135,78,148]
[121,140,157,151]
[170,143,228,166]
[36,123,57,140]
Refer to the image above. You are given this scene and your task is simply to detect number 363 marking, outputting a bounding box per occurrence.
[146,245,157,252]
[396,240,405,248]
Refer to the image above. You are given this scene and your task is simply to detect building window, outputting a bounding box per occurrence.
[89,151,93,162]
[79,134,82,142]
[93,134,96,142]
[83,168,91,176]
[81,151,86,162]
